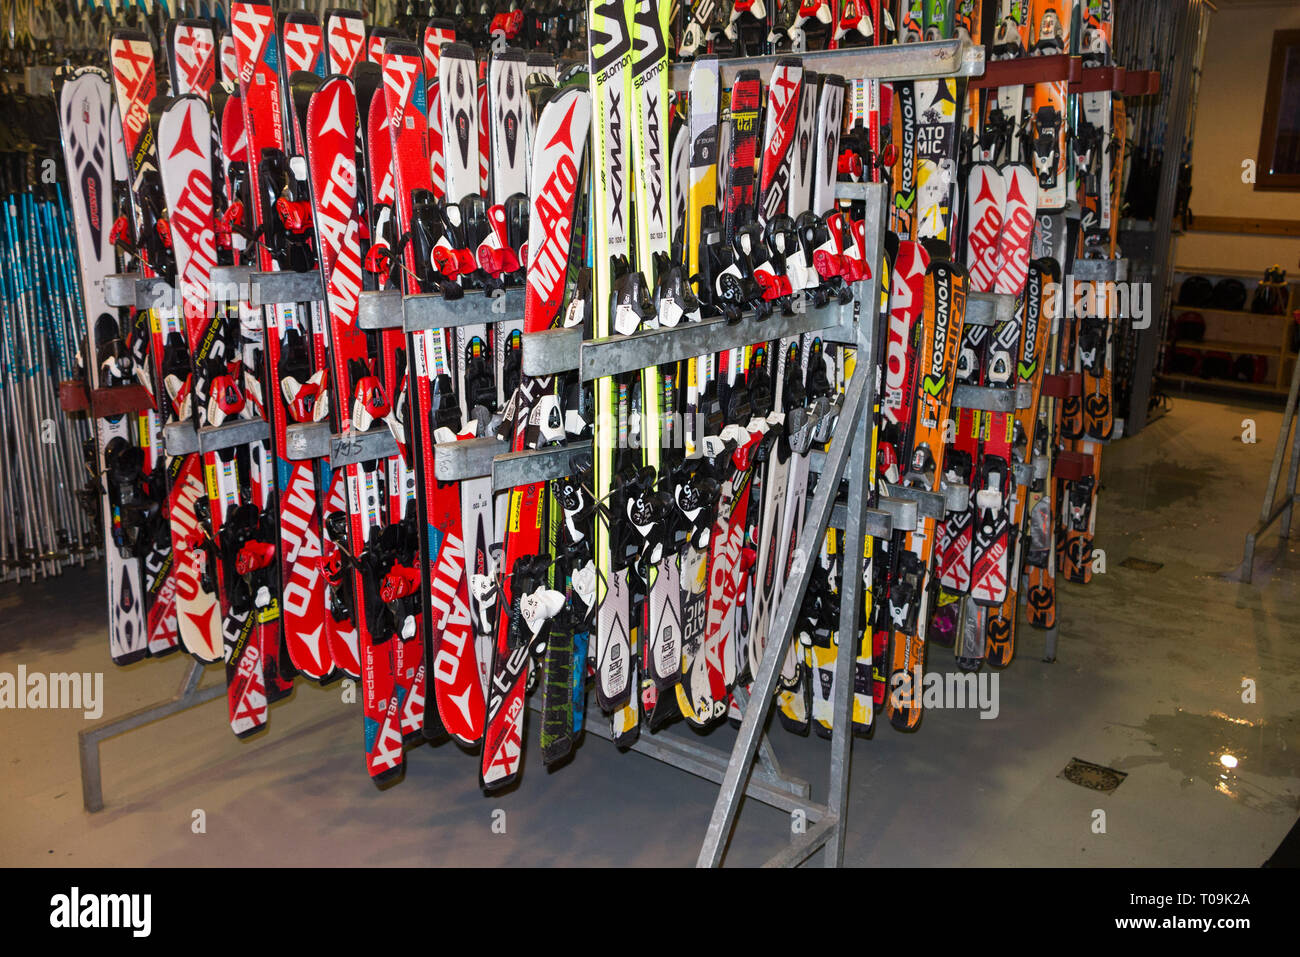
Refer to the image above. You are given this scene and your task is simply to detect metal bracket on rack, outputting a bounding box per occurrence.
[492,443,592,493]
[522,292,857,380]
[210,266,324,306]
[880,480,969,517]
[103,272,143,308]
[829,503,894,537]
[284,422,399,466]
[1014,462,1036,486]
[434,436,505,481]
[164,418,271,456]
[668,36,982,90]
[1071,258,1128,283]
[1032,453,1050,481]
[357,286,526,331]
[128,276,173,310]
[966,291,1014,328]
[356,289,402,329]
[952,383,1018,412]
[877,495,920,532]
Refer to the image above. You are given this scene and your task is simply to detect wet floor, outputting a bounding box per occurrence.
[0,394,1296,866]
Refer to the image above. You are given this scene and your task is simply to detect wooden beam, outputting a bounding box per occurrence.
[1186,215,1300,237]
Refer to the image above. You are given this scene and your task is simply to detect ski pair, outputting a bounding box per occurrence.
[928,161,1036,662]
[58,68,153,666]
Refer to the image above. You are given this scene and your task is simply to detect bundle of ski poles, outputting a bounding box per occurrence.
[0,90,97,584]
[50,0,1148,789]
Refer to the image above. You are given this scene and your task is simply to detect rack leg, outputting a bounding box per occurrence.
[79,658,222,813]
[1279,409,1300,541]
[824,417,870,867]
[1041,626,1058,664]
[696,367,867,867]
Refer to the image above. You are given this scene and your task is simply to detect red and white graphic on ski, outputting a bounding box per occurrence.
[757,57,803,226]
[232,1,329,684]
[965,163,1005,293]
[325,9,366,76]
[168,19,217,96]
[482,84,591,790]
[280,12,325,77]
[993,164,1038,295]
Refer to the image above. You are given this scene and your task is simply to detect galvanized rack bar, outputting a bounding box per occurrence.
[523,293,856,381]
[879,480,970,517]
[434,436,505,481]
[1240,348,1300,583]
[164,418,271,456]
[356,289,402,329]
[952,383,1018,412]
[829,503,894,538]
[133,276,173,310]
[1071,258,1128,282]
[405,286,523,331]
[357,286,526,332]
[532,689,820,817]
[284,422,399,466]
[668,36,983,90]
[103,272,142,308]
[697,182,890,868]
[807,450,969,517]
[493,443,592,492]
[965,291,1014,328]
[79,660,223,813]
[210,266,324,306]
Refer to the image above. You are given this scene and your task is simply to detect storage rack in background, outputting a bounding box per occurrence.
[1162,265,1299,399]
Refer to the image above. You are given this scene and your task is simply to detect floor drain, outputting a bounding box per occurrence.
[1120,557,1164,573]
[1060,758,1127,793]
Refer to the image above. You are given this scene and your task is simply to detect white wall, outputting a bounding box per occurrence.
[1175,0,1300,274]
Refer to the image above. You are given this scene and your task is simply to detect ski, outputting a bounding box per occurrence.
[58,68,150,666]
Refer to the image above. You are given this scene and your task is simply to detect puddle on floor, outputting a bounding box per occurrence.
[1114,708,1300,813]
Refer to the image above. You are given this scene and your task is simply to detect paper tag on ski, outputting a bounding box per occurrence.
[659,297,685,328]
[571,561,596,609]
[614,303,642,337]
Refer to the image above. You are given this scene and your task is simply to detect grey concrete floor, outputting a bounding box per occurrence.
[1,394,1297,867]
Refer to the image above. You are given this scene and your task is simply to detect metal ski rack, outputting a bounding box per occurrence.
[74,40,984,867]
[691,182,892,868]
[521,295,855,381]
[79,659,223,813]
[1240,351,1300,583]
[78,264,330,812]
[429,435,816,811]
